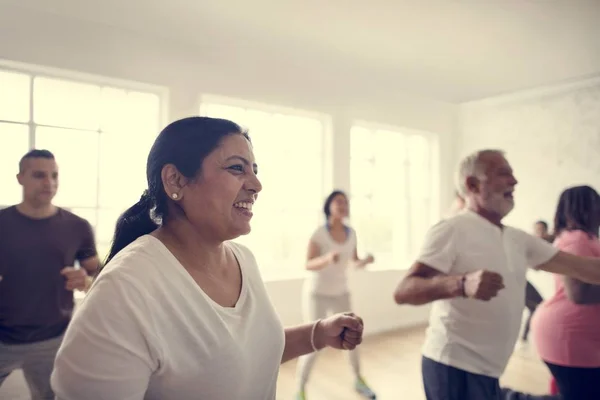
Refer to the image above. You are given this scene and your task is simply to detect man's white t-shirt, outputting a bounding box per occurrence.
[304,225,357,296]
[51,235,285,400]
[418,210,558,378]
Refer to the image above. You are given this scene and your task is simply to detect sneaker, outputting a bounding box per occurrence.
[355,377,377,399]
[295,391,306,400]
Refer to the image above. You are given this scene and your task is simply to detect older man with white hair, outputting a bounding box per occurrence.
[393,149,600,400]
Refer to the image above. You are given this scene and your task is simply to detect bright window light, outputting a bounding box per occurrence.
[200,99,327,278]
[350,125,438,269]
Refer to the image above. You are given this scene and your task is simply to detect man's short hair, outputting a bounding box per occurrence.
[455,149,505,196]
[19,149,55,173]
[535,220,548,230]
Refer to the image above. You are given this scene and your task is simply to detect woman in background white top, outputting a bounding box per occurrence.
[295,190,376,400]
[49,117,365,400]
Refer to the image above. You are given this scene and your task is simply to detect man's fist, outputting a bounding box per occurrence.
[60,267,92,292]
[463,270,505,301]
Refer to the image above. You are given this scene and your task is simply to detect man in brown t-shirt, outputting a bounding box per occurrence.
[0,149,99,399]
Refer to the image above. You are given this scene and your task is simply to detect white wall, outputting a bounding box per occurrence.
[0,5,456,333]
[457,77,600,297]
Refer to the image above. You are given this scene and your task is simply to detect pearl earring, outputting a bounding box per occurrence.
[171,193,179,200]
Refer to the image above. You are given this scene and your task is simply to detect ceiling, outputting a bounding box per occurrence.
[2,0,600,103]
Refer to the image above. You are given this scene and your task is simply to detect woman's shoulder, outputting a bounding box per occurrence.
[309,225,329,241]
[555,230,600,255]
[99,235,166,283]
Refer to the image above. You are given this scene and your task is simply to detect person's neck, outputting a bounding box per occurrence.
[16,201,57,219]
[154,218,227,272]
[467,204,504,228]
[328,217,344,230]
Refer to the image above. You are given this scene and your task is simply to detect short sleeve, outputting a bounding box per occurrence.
[558,238,598,258]
[416,220,458,274]
[75,219,98,261]
[51,273,160,400]
[309,226,325,243]
[525,233,560,269]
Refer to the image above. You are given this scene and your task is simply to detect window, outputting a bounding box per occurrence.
[350,124,439,269]
[0,66,163,260]
[199,98,329,278]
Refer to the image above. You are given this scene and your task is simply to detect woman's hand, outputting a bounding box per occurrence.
[314,312,364,350]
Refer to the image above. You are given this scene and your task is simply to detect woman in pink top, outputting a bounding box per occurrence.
[531,185,600,400]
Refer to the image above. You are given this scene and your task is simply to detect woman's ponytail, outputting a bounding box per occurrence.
[104,190,158,265]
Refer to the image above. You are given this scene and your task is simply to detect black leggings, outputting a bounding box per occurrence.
[545,361,600,400]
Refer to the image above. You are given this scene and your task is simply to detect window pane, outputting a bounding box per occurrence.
[97,208,123,247]
[409,198,431,260]
[408,134,431,199]
[374,129,406,163]
[0,70,30,122]
[350,159,375,198]
[350,125,436,270]
[200,102,326,275]
[99,89,159,208]
[201,103,247,125]
[391,199,410,265]
[96,242,111,264]
[0,123,29,205]
[34,77,101,130]
[100,88,160,132]
[35,127,99,207]
[98,129,154,208]
[350,126,373,161]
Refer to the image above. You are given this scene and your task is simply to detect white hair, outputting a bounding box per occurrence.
[455,149,505,196]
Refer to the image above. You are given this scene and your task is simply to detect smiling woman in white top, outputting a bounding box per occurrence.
[49,117,366,400]
[295,190,376,400]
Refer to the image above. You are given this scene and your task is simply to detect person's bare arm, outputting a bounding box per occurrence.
[560,241,600,304]
[80,256,101,276]
[537,251,600,286]
[350,247,373,269]
[394,262,505,306]
[393,262,463,305]
[305,240,336,271]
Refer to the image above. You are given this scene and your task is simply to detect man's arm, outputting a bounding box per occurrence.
[80,256,101,291]
[536,251,600,284]
[351,247,373,269]
[393,262,464,305]
[537,251,600,301]
[80,256,101,277]
[394,263,505,305]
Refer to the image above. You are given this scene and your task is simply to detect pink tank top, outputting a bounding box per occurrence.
[531,230,600,367]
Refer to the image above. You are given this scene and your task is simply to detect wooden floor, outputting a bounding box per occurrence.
[0,326,552,400]
[276,325,552,399]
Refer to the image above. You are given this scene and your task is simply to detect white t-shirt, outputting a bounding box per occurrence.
[304,225,357,296]
[418,210,558,378]
[51,235,285,400]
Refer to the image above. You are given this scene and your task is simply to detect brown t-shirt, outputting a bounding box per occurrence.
[0,206,97,344]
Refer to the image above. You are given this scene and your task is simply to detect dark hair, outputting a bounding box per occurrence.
[323,190,348,219]
[105,117,248,264]
[535,220,548,230]
[553,185,600,238]
[19,149,55,172]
